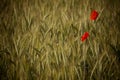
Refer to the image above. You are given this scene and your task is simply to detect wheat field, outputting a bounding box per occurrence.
[0,0,120,80]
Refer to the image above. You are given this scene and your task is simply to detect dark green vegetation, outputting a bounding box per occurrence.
[0,0,120,80]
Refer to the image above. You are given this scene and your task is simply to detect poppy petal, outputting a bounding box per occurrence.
[81,32,89,42]
[90,10,98,20]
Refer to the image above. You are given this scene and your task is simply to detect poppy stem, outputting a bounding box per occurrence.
[96,8,104,22]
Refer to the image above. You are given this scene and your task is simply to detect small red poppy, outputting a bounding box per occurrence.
[81,32,89,42]
[90,10,98,20]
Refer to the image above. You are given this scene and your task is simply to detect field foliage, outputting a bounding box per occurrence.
[0,0,120,80]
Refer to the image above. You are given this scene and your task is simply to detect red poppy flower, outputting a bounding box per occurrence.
[81,32,89,42]
[90,10,98,20]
